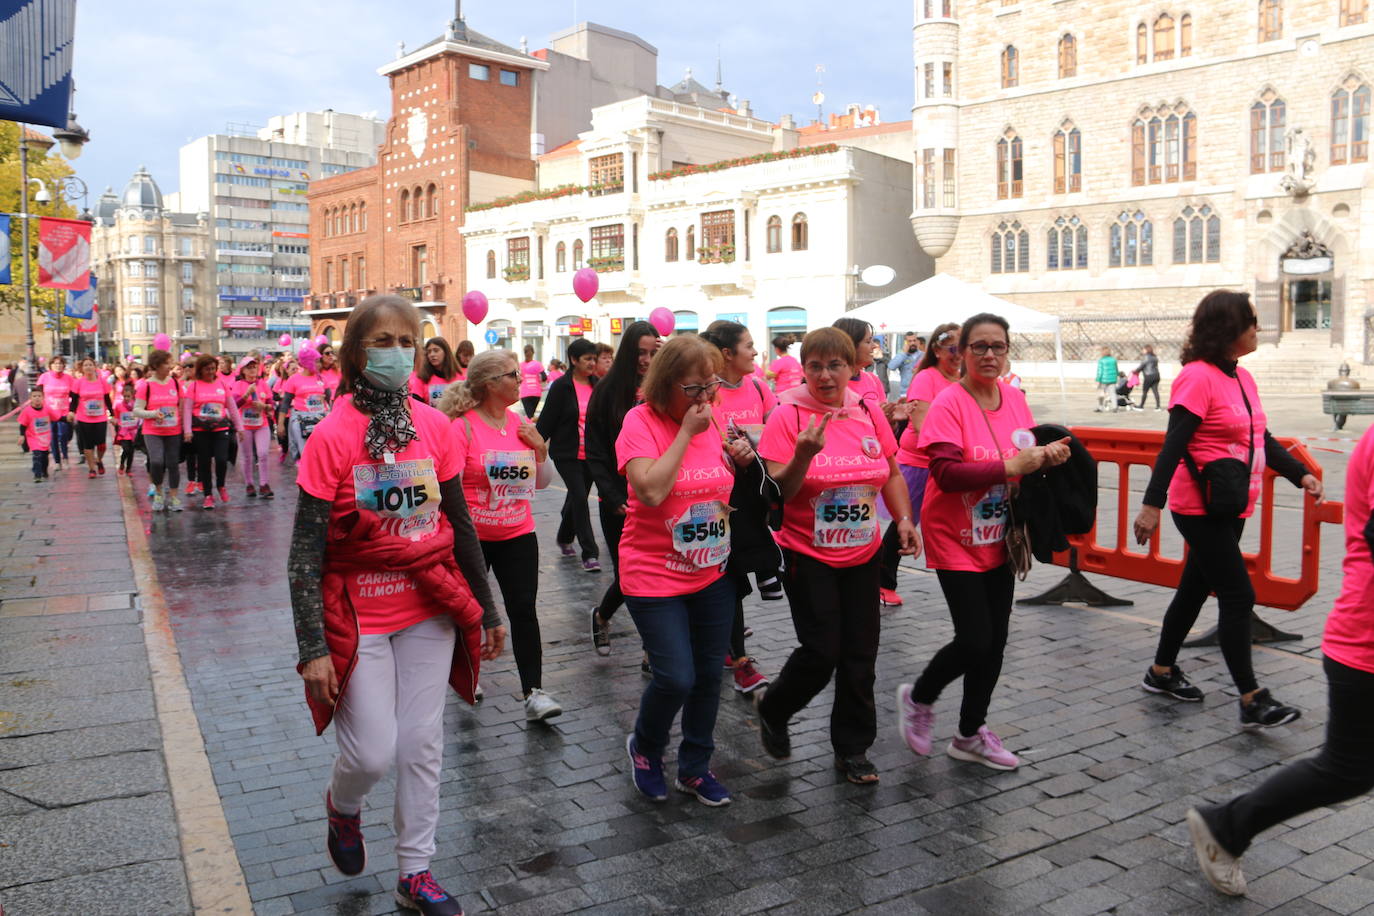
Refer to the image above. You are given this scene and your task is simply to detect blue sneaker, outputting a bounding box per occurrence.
[395,870,463,915]
[626,734,667,801]
[674,771,732,807]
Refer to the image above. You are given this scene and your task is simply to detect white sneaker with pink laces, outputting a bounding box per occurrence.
[896,684,934,756]
[947,725,1019,770]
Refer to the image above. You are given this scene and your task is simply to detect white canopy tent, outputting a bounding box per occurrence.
[846,273,1065,393]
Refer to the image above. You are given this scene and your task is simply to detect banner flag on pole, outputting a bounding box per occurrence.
[0,0,78,129]
[0,214,10,285]
[65,275,95,326]
[37,216,89,290]
[77,302,97,334]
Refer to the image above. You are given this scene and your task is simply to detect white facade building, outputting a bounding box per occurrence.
[462,96,930,361]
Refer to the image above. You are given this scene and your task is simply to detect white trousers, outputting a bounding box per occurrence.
[329,614,455,875]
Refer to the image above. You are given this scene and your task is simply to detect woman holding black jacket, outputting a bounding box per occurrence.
[536,338,601,570]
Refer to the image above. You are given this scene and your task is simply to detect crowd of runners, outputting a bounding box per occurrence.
[14,287,1373,914]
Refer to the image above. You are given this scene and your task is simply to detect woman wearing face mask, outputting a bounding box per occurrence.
[278,348,332,464]
[133,349,185,512]
[289,295,503,916]
[183,355,243,510]
[518,345,545,419]
[585,321,661,655]
[234,357,275,499]
[409,337,460,409]
[70,357,114,478]
[440,350,558,722]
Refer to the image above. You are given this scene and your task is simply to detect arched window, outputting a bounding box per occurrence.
[555,241,567,272]
[1172,204,1220,264]
[1109,211,1153,267]
[990,220,1029,274]
[360,203,368,231]
[1058,34,1077,79]
[426,183,438,218]
[1250,93,1286,173]
[1180,14,1192,56]
[685,226,695,260]
[573,239,584,269]
[1046,215,1087,271]
[1332,80,1372,164]
[665,229,679,262]
[1000,46,1018,88]
[485,250,496,279]
[766,216,782,253]
[1132,105,1197,185]
[414,186,426,219]
[1258,0,1282,41]
[1136,23,1148,64]
[1154,14,1175,61]
[400,189,411,222]
[322,209,330,237]
[1052,124,1082,193]
[349,204,357,233]
[996,132,1023,199]
[791,213,809,251]
[1342,0,1369,26]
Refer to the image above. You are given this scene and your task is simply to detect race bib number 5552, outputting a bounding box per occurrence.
[354,458,441,540]
[812,484,878,548]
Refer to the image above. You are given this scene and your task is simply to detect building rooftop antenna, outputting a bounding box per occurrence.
[715,45,723,94]
[813,64,826,126]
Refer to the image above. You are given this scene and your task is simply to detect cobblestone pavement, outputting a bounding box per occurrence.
[3,394,1373,915]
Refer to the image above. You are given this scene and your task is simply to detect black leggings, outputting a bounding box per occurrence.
[1138,376,1161,409]
[521,396,540,419]
[193,429,230,491]
[554,458,599,560]
[912,566,1015,738]
[1204,655,1374,856]
[1153,513,1257,695]
[878,522,902,591]
[596,500,625,621]
[481,532,542,695]
[118,440,136,473]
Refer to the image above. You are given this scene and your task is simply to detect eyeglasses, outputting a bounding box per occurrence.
[680,378,723,399]
[967,342,1010,356]
[495,370,519,381]
[804,360,851,375]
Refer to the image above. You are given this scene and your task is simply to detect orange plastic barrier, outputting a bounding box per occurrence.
[1052,427,1345,611]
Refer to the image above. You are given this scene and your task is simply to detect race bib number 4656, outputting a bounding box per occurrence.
[484,450,536,503]
[354,458,441,540]
[812,485,878,548]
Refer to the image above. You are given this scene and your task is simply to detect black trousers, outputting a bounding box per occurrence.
[193,429,230,490]
[480,532,542,695]
[554,458,598,560]
[878,522,902,590]
[1138,376,1161,408]
[521,396,540,419]
[596,500,625,621]
[1154,513,1258,695]
[757,549,881,757]
[912,566,1015,737]
[117,440,136,473]
[1204,655,1374,856]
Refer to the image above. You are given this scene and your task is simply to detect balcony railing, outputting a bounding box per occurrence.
[395,286,422,301]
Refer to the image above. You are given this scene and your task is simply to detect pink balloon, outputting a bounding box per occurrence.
[649,307,675,337]
[572,268,599,303]
[314,334,329,350]
[462,290,489,325]
[278,333,292,348]
[153,333,170,350]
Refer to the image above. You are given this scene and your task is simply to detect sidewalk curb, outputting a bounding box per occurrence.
[119,476,253,915]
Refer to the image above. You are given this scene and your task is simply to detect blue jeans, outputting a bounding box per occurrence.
[31,448,49,478]
[50,419,70,463]
[627,575,736,778]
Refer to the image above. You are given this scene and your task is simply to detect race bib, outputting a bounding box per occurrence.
[82,399,103,417]
[483,449,536,503]
[813,484,878,548]
[970,484,1009,546]
[669,500,731,569]
[119,412,139,429]
[429,383,447,406]
[242,408,263,426]
[154,405,178,428]
[33,417,49,433]
[302,393,325,413]
[353,458,441,540]
[198,401,225,420]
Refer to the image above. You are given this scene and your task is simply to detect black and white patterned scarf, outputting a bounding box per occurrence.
[352,376,417,459]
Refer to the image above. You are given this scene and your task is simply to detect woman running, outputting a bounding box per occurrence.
[1133,290,1320,728]
[278,347,331,464]
[134,349,185,512]
[112,381,139,476]
[70,357,114,478]
[519,345,545,418]
[877,323,960,607]
[585,321,660,656]
[37,355,75,472]
[409,337,459,409]
[289,294,502,916]
[183,355,243,510]
[897,313,1069,772]
[234,357,275,499]
[618,335,753,806]
[441,350,560,722]
[756,327,920,785]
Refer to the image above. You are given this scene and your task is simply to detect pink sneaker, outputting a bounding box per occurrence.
[948,725,1019,771]
[896,684,934,756]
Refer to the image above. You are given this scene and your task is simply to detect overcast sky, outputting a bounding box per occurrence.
[69,0,912,205]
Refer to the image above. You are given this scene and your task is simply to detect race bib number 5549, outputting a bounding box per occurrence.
[354,458,441,540]
[669,500,731,570]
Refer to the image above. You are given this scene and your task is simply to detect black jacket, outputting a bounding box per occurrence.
[726,448,784,579]
[535,373,595,463]
[584,383,630,508]
[1016,424,1097,563]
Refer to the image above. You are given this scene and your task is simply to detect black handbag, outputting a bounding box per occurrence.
[1182,377,1254,519]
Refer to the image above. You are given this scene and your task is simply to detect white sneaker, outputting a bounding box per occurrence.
[524,688,563,721]
[168,492,183,512]
[1186,808,1246,896]
[473,683,484,701]
[151,492,165,512]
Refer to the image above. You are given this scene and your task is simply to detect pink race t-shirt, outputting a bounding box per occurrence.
[282,372,328,416]
[771,355,802,392]
[574,378,593,460]
[37,371,74,420]
[71,377,113,424]
[918,382,1035,572]
[319,368,341,393]
[232,379,273,430]
[296,397,460,635]
[759,400,897,567]
[1167,361,1267,518]
[715,377,778,445]
[896,368,958,468]
[135,377,182,437]
[849,370,886,404]
[616,405,735,597]
[18,405,51,451]
[185,379,235,432]
[408,372,455,409]
[546,369,564,387]
[1323,424,1374,674]
[519,361,544,399]
[452,410,538,542]
[112,401,140,441]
